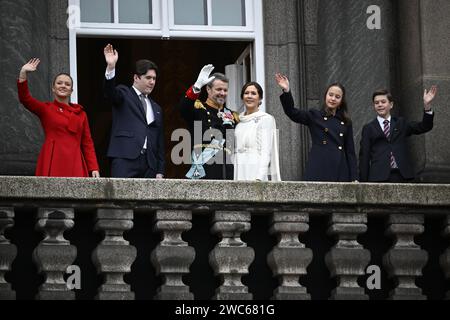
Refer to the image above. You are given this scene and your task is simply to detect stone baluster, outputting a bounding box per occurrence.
[0,208,17,300]
[32,208,77,300]
[440,215,450,300]
[383,214,428,300]
[267,212,312,300]
[92,209,136,300]
[151,210,195,300]
[209,211,254,300]
[325,213,371,300]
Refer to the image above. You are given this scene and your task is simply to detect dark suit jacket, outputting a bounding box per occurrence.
[359,112,434,182]
[280,91,357,182]
[104,77,165,175]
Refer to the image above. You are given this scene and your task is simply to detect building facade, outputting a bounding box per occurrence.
[1,0,449,182]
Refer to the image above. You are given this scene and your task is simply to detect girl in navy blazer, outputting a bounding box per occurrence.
[276,74,357,182]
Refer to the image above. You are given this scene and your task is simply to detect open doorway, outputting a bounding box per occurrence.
[76,38,250,178]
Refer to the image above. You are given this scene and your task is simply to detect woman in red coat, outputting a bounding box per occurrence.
[17,58,100,177]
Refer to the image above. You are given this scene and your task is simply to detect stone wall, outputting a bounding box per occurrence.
[0,0,69,175]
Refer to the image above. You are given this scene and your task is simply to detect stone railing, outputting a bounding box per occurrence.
[0,176,449,300]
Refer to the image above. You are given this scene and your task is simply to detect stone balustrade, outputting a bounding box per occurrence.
[0,176,449,300]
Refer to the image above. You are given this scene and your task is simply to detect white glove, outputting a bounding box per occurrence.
[194,64,216,91]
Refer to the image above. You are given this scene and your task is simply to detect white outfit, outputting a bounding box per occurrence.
[233,110,281,181]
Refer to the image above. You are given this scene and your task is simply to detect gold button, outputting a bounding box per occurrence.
[324,128,329,133]
[208,119,211,123]
[207,112,211,115]
[338,146,343,150]
[323,140,327,145]
[324,117,328,121]
[340,133,344,137]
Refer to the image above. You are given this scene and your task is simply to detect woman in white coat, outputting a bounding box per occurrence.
[234,82,281,181]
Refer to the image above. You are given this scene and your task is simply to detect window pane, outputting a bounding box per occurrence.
[212,0,246,26]
[119,0,152,24]
[174,0,207,25]
[80,0,113,23]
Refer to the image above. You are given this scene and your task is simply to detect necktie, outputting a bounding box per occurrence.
[139,94,147,117]
[383,120,397,169]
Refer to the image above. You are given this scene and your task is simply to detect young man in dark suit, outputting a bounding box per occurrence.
[359,87,437,182]
[103,44,165,178]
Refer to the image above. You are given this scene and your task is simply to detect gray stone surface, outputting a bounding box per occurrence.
[151,210,194,300]
[92,209,136,300]
[0,208,16,300]
[318,0,396,155]
[325,213,370,300]
[33,208,76,300]
[264,0,306,181]
[1,177,450,209]
[209,211,254,300]
[383,214,428,300]
[0,0,51,175]
[439,215,450,299]
[267,212,312,300]
[396,0,450,182]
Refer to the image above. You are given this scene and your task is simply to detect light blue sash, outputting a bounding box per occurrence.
[186,139,225,179]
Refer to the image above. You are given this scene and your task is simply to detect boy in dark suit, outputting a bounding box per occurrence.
[103,44,165,178]
[359,87,437,182]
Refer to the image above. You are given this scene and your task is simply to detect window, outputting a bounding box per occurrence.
[68,0,264,108]
[119,0,153,24]
[172,0,246,27]
[80,0,113,23]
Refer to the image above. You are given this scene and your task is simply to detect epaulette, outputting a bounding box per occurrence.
[232,111,240,123]
[194,100,206,110]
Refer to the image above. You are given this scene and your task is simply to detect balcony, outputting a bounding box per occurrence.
[0,176,449,300]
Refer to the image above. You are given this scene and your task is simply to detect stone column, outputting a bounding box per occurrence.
[318,0,396,152]
[33,208,77,300]
[397,0,450,182]
[267,212,312,300]
[209,211,255,300]
[440,215,450,300]
[0,208,17,300]
[382,214,428,300]
[92,209,136,300]
[263,0,305,180]
[151,210,195,300]
[325,213,370,300]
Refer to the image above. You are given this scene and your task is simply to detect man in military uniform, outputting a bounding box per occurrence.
[177,64,237,180]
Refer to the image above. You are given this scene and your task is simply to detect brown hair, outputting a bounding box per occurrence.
[322,82,352,125]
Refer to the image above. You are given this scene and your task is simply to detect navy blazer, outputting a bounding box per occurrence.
[280,91,357,182]
[104,77,165,175]
[359,112,434,182]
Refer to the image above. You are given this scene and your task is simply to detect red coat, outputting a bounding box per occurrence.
[17,80,99,177]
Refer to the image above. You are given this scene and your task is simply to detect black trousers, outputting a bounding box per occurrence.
[387,169,412,183]
[110,151,156,178]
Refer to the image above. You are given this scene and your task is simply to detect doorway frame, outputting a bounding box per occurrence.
[68,0,265,110]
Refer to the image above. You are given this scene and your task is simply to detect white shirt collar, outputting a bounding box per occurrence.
[377,115,391,128]
[132,86,145,98]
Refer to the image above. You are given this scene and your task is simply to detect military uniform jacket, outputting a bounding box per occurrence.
[280,91,357,182]
[177,86,236,180]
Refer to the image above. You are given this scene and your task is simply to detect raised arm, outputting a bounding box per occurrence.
[177,65,216,122]
[103,44,124,105]
[423,85,437,111]
[276,73,311,125]
[17,58,47,115]
[104,43,118,72]
[406,85,437,136]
